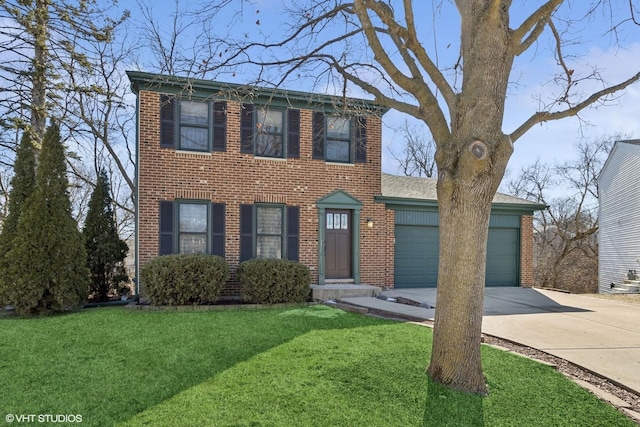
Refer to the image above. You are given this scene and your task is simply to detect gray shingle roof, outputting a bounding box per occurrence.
[381,173,543,207]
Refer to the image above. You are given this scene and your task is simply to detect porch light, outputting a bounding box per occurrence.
[367,218,374,229]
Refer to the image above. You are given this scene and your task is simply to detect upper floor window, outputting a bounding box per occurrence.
[241,104,300,159]
[326,117,351,163]
[160,95,226,152]
[313,112,367,163]
[180,101,209,151]
[255,109,284,157]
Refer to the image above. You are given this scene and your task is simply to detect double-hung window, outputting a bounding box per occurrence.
[326,116,351,163]
[178,202,208,254]
[255,109,284,157]
[160,95,227,152]
[313,112,367,163]
[256,205,283,258]
[240,204,300,262]
[179,101,209,151]
[159,200,225,256]
[241,104,300,158]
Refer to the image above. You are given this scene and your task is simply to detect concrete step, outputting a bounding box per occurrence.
[311,284,381,301]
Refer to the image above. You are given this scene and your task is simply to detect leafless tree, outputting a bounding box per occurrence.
[0,0,133,232]
[389,119,438,177]
[507,136,616,293]
[141,0,640,394]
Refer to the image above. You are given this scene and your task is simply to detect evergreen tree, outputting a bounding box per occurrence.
[0,131,37,304]
[83,169,129,302]
[4,122,89,315]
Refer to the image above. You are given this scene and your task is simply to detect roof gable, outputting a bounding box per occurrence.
[317,190,363,208]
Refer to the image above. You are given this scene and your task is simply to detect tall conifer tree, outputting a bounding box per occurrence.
[5,122,89,315]
[83,169,129,302]
[0,131,36,303]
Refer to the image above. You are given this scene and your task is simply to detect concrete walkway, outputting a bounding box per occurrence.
[337,287,640,396]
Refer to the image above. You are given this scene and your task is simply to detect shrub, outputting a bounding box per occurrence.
[237,258,311,304]
[140,254,229,305]
[3,124,89,316]
[83,169,130,302]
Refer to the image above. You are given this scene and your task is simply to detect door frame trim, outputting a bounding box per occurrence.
[317,190,362,285]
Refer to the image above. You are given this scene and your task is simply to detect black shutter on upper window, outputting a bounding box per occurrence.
[160,95,175,148]
[240,204,253,261]
[287,109,300,158]
[159,201,174,255]
[286,206,300,262]
[240,104,254,154]
[213,101,227,152]
[312,111,325,159]
[210,202,225,257]
[355,116,367,163]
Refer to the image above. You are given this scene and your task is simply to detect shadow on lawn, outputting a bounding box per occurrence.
[423,377,484,427]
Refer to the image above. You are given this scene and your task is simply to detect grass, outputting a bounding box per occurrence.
[0,306,635,427]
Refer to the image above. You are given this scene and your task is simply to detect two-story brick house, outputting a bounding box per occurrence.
[128,71,543,299]
[129,71,392,298]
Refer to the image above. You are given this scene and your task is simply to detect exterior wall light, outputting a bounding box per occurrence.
[367,218,374,229]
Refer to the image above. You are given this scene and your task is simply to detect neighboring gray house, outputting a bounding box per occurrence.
[598,140,640,293]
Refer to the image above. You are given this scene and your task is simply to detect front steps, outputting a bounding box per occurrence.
[311,283,382,301]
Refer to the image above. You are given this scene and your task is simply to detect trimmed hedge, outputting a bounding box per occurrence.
[140,254,229,305]
[237,258,311,304]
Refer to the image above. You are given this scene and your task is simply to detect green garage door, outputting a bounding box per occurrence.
[394,224,519,288]
[394,225,439,288]
[486,228,519,286]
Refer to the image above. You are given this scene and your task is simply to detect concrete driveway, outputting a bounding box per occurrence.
[346,287,640,394]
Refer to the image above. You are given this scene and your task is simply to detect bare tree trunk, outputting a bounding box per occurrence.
[31,0,49,143]
[427,159,507,394]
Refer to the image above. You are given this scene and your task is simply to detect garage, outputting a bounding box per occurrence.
[393,210,521,288]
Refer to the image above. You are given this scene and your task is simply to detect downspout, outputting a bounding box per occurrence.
[133,88,140,301]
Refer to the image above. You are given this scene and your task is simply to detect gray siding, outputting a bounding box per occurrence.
[598,142,640,293]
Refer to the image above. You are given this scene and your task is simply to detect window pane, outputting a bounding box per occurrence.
[180,234,207,254]
[255,134,283,157]
[181,101,208,126]
[341,213,348,229]
[257,109,283,133]
[257,236,281,258]
[327,117,350,138]
[180,126,208,151]
[257,207,282,234]
[326,139,350,162]
[326,212,334,230]
[180,204,208,232]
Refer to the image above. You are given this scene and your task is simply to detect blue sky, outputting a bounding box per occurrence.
[120,0,640,179]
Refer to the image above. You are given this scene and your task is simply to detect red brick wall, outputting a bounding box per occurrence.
[520,215,534,287]
[137,90,390,297]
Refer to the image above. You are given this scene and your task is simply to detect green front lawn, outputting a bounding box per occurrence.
[0,306,634,426]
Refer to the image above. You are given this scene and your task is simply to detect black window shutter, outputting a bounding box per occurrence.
[160,95,175,148]
[287,109,300,158]
[211,203,225,257]
[312,111,325,160]
[240,104,254,154]
[355,116,367,163]
[213,101,227,152]
[240,204,253,261]
[159,201,174,255]
[286,206,300,262]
